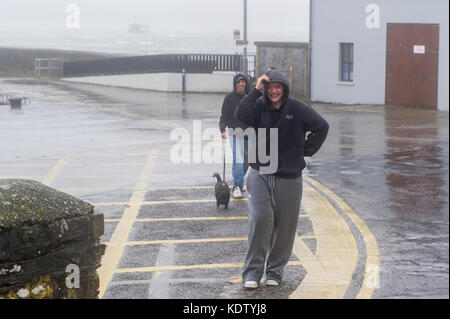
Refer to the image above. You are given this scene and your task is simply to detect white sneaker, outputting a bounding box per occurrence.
[244,281,258,289]
[265,279,279,286]
[233,188,243,199]
[242,185,247,192]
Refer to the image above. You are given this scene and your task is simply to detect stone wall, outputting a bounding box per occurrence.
[0,179,105,299]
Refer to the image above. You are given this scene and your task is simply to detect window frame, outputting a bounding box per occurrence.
[339,43,354,82]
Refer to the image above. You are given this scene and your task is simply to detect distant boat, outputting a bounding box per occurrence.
[128,23,150,34]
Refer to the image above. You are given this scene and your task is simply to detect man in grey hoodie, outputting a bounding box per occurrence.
[235,70,329,288]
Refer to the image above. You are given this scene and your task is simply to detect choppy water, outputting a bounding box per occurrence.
[0,26,261,56]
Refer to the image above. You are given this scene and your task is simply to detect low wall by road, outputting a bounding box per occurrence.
[62,71,236,93]
[0,179,105,299]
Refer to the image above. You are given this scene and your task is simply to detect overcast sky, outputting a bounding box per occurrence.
[1,0,310,40]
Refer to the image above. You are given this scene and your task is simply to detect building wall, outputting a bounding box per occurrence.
[310,0,449,111]
[255,42,309,98]
[61,71,235,93]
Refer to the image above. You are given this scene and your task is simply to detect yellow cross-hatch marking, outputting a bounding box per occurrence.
[5,88,380,299]
[95,178,378,299]
[289,180,358,298]
[41,156,69,186]
[3,148,378,298]
[97,147,160,298]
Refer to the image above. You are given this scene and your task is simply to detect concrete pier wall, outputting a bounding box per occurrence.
[61,71,236,93]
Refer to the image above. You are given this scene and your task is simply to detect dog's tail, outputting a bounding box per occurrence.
[213,173,222,183]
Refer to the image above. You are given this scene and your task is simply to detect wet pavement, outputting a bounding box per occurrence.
[0,77,448,299]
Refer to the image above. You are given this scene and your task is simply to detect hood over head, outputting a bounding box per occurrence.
[233,73,249,94]
[263,70,290,104]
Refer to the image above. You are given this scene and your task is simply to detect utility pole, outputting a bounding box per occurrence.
[235,0,249,77]
[243,0,248,78]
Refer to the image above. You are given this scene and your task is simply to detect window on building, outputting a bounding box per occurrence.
[340,43,354,81]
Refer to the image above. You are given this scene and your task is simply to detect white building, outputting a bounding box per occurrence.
[309,0,449,111]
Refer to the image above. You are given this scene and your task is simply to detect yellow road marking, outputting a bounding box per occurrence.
[58,175,141,178]
[104,215,310,223]
[60,187,138,192]
[94,202,130,206]
[70,152,149,158]
[41,156,69,186]
[151,174,214,177]
[65,162,144,167]
[305,176,380,299]
[60,185,217,192]
[116,261,303,274]
[97,147,160,299]
[126,237,248,246]
[157,186,215,190]
[93,199,220,206]
[289,180,359,299]
[122,235,314,247]
[129,216,247,222]
[117,263,244,273]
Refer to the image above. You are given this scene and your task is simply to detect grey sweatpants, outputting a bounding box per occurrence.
[243,168,303,283]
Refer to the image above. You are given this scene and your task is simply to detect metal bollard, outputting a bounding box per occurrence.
[181,68,186,96]
[0,94,9,105]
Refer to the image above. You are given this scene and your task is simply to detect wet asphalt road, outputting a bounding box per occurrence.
[307,104,449,298]
[0,78,448,299]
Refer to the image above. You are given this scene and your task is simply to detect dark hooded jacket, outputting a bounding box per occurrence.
[234,70,329,178]
[219,73,250,134]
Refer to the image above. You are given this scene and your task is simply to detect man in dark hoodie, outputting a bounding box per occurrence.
[235,70,329,288]
[219,73,250,199]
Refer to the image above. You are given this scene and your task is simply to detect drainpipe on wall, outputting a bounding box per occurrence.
[308,0,312,101]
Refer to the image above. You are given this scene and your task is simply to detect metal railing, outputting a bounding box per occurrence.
[62,53,249,78]
[35,58,63,82]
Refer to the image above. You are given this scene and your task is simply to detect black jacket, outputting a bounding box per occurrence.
[234,70,329,178]
[219,73,250,133]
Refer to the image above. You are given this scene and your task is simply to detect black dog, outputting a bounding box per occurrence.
[213,173,230,209]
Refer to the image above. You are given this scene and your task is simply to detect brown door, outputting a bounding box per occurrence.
[385,23,439,109]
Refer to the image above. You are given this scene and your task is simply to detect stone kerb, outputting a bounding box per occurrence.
[0,179,105,299]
